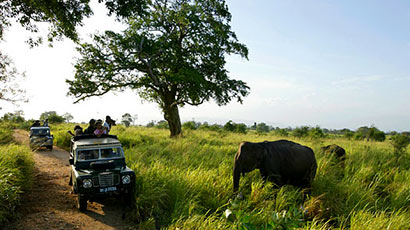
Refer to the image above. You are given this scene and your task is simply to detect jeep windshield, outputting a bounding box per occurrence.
[77,147,124,161]
[30,128,50,136]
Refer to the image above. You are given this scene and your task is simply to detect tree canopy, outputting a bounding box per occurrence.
[0,53,26,103]
[62,112,74,123]
[0,0,145,104]
[67,0,250,137]
[40,111,64,123]
[121,113,137,127]
[0,0,145,44]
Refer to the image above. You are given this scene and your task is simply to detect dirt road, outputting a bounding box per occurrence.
[5,130,135,230]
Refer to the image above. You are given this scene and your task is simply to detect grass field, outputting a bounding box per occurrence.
[0,123,34,228]
[46,124,410,229]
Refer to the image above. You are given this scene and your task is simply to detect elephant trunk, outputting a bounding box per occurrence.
[233,161,241,193]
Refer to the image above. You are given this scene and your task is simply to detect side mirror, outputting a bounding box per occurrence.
[69,158,74,165]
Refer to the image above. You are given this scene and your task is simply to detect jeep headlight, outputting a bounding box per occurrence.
[83,179,92,188]
[122,175,131,184]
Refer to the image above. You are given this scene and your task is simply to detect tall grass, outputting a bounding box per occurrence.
[52,125,410,229]
[0,141,34,227]
[0,123,15,144]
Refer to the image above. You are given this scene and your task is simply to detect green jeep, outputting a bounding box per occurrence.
[68,135,135,211]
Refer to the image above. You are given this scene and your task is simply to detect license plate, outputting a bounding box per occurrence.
[99,187,117,193]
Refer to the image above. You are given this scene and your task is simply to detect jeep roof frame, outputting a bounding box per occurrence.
[70,135,121,151]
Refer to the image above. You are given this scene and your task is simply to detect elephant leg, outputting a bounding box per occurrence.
[268,173,283,187]
[260,168,282,187]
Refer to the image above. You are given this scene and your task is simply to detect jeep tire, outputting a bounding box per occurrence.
[47,145,53,151]
[77,195,87,211]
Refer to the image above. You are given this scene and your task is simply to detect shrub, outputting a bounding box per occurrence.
[292,126,309,137]
[308,126,325,139]
[155,120,169,129]
[344,130,354,139]
[354,126,386,142]
[223,121,247,134]
[223,120,235,132]
[256,122,270,133]
[182,121,200,130]
[235,123,247,134]
[391,134,410,160]
[373,130,386,142]
[274,128,289,137]
[199,123,222,132]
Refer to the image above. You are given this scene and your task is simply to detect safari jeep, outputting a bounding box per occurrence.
[68,135,135,211]
[29,127,53,150]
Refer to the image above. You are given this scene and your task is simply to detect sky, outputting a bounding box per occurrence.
[0,0,409,132]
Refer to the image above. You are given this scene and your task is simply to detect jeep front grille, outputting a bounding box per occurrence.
[98,172,114,187]
[92,173,120,187]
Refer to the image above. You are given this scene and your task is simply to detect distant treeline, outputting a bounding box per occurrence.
[2,110,409,142]
[147,120,409,142]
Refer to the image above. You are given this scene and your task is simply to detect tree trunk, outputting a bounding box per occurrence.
[162,99,182,138]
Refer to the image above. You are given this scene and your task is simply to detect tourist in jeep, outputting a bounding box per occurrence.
[31,120,41,127]
[94,120,107,137]
[84,119,96,134]
[68,125,84,137]
[103,115,116,134]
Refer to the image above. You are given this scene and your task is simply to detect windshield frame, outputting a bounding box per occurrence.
[30,128,50,136]
[75,146,124,162]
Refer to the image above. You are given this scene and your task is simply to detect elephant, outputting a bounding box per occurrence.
[320,144,346,167]
[233,140,317,192]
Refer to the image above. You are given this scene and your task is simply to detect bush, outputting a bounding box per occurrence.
[274,128,289,137]
[0,111,25,123]
[224,121,247,134]
[199,123,222,132]
[182,121,200,130]
[391,134,410,160]
[155,120,169,129]
[256,122,270,133]
[373,130,386,142]
[354,126,386,142]
[308,126,325,139]
[292,126,309,137]
[344,130,354,139]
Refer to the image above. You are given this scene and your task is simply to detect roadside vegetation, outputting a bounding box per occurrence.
[0,123,34,228]
[51,122,410,229]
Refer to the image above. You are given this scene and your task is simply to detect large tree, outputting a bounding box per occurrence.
[67,0,250,137]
